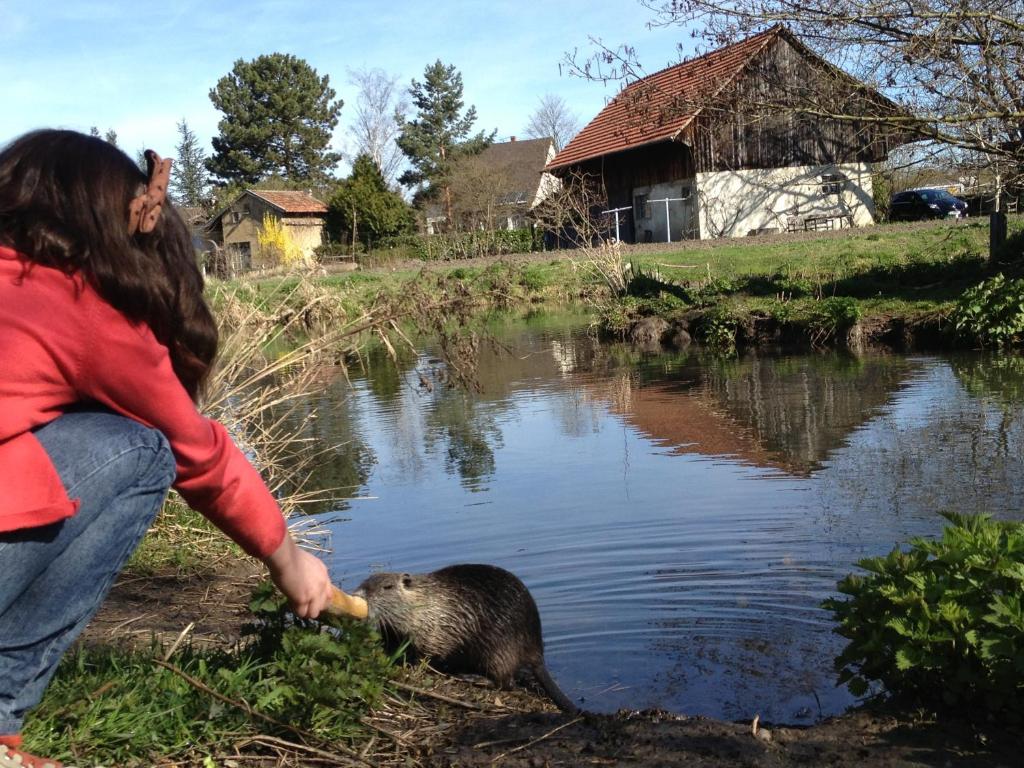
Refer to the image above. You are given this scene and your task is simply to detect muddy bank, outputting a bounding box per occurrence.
[424,707,1015,767]
[78,558,264,650]
[620,307,952,355]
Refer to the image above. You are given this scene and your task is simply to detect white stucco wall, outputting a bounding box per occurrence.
[631,179,699,243]
[693,162,876,239]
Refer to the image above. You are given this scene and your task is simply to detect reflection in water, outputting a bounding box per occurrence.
[302,315,1024,723]
[423,392,503,492]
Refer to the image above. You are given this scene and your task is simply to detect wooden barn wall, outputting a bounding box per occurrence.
[688,38,899,174]
[570,142,695,209]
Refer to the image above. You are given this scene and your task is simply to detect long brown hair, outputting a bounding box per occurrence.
[0,129,218,400]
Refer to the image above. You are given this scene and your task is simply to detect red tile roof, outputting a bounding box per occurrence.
[248,190,327,214]
[547,27,780,170]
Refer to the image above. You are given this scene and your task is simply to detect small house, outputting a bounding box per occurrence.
[546,26,909,242]
[440,137,559,232]
[206,189,327,272]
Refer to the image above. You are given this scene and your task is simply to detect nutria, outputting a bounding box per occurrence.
[353,564,578,713]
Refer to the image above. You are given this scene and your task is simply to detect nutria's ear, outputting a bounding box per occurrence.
[401,574,413,588]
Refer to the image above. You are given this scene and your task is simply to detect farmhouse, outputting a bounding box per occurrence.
[205,189,327,272]
[546,26,908,242]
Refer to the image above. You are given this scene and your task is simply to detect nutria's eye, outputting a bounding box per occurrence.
[382,584,394,590]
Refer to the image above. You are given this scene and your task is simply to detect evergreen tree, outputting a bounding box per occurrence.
[89,126,119,147]
[326,154,414,251]
[206,53,342,185]
[396,60,494,222]
[171,119,209,207]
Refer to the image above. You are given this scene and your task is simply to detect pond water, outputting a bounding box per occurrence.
[304,312,1024,724]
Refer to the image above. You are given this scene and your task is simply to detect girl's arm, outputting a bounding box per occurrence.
[77,296,332,615]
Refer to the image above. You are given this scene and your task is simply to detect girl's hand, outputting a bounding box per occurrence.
[262,535,333,619]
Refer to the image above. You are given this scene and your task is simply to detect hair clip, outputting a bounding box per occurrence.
[128,150,172,235]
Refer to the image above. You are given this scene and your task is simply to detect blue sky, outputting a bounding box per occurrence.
[0,1,693,172]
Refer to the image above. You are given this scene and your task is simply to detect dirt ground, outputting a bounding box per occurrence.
[78,559,1019,768]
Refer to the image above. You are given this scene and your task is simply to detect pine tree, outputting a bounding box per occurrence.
[396,60,494,222]
[89,126,119,147]
[327,154,414,251]
[171,119,209,207]
[207,53,342,185]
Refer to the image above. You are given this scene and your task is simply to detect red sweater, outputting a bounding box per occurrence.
[0,247,286,558]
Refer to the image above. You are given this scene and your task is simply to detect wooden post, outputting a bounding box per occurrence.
[351,204,358,258]
[990,212,1007,262]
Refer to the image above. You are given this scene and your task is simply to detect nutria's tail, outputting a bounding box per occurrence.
[531,662,579,714]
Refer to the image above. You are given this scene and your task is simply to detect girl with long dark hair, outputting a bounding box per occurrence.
[0,129,334,768]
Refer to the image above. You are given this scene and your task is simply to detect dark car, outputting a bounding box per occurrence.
[889,188,969,221]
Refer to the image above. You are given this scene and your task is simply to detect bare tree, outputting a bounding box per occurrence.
[448,154,519,231]
[347,66,407,186]
[567,2,1024,183]
[532,171,631,294]
[524,94,581,152]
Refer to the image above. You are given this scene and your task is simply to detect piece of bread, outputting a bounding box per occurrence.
[325,586,368,619]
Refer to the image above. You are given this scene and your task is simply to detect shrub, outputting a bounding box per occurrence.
[952,273,1024,348]
[257,212,305,266]
[518,264,549,293]
[411,228,539,260]
[314,242,358,261]
[699,310,738,356]
[824,513,1024,720]
[806,296,861,346]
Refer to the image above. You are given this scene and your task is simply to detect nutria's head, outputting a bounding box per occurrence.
[353,571,457,654]
[354,572,427,625]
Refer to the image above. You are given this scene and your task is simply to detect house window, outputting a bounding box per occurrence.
[634,194,650,221]
[821,173,847,195]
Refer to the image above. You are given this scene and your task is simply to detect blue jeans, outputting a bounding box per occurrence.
[0,409,175,735]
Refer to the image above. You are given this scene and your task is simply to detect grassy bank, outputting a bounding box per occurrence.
[233,216,1024,355]
[589,217,1024,352]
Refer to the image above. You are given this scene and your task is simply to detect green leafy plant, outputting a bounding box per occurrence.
[824,513,1024,720]
[700,311,738,356]
[29,582,395,766]
[518,264,550,293]
[952,273,1024,348]
[806,296,861,346]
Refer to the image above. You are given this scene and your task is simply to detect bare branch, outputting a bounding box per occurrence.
[524,94,582,151]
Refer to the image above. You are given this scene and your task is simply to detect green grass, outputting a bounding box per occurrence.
[635,219,1004,282]
[26,588,395,767]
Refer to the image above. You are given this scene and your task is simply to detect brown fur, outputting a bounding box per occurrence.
[354,564,578,713]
